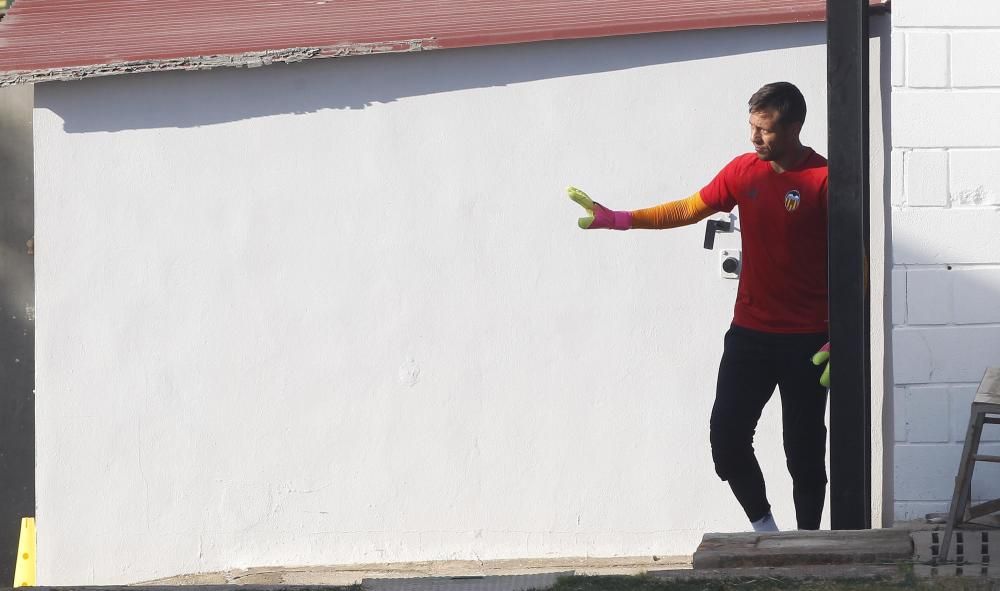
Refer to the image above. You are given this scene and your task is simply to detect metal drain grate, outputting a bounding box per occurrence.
[912,529,1000,577]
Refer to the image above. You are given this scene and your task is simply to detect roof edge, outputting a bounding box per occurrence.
[1,2,891,87]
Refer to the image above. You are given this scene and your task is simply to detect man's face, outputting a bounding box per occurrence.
[749,108,801,162]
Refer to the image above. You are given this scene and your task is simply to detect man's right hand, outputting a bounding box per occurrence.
[567,186,632,230]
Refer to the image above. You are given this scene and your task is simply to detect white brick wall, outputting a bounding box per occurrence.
[895,0,1000,27]
[904,268,951,325]
[902,150,948,206]
[905,32,949,88]
[951,150,1000,206]
[953,268,1000,323]
[892,208,1000,264]
[900,386,950,442]
[894,327,1000,384]
[892,0,1000,520]
[893,92,1000,147]
[952,33,1000,87]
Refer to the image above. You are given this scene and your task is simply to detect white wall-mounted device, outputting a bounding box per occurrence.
[720,249,742,279]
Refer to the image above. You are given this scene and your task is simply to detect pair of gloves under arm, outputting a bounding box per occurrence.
[567,185,831,388]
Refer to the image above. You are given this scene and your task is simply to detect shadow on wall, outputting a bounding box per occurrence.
[873,12,896,527]
[41,22,837,133]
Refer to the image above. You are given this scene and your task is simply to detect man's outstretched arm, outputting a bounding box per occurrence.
[630,192,716,229]
[567,186,716,230]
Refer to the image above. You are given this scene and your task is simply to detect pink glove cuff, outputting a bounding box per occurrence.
[592,202,633,231]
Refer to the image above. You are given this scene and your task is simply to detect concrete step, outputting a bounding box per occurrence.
[692,529,914,569]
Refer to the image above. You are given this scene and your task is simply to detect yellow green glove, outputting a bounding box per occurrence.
[812,342,830,388]
[568,186,632,230]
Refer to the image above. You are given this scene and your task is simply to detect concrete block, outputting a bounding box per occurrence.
[904,150,949,207]
[894,0,1000,27]
[891,149,905,206]
[895,387,907,442]
[951,384,1000,443]
[952,32,1000,87]
[692,529,913,569]
[892,328,934,385]
[953,267,1000,324]
[892,207,1000,265]
[891,267,906,325]
[892,325,1000,384]
[912,529,1000,571]
[892,31,905,87]
[950,150,1000,206]
[906,267,952,325]
[904,385,951,443]
[906,32,950,88]
[894,443,962,500]
[893,91,1000,147]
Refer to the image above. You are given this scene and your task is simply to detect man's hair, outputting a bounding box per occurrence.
[748,82,806,126]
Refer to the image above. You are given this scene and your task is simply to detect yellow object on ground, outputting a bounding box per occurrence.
[13,517,35,587]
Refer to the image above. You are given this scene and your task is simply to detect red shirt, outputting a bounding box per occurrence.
[700,149,828,334]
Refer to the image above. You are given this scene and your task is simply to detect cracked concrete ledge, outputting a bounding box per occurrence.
[0,38,438,87]
[138,556,692,586]
[692,529,914,570]
[649,563,907,583]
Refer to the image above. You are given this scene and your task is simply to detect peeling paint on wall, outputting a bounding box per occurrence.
[952,185,994,206]
[0,39,438,87]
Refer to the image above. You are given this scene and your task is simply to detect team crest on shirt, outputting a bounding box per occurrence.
[784,190,801,212]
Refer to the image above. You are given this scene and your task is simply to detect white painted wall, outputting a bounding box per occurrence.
[32,22,887,584]
[891,0,1000,520]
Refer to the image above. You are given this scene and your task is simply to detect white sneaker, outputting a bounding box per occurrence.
[751,511,779,532]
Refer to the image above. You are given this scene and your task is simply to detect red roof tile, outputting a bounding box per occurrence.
[0,0,889,85]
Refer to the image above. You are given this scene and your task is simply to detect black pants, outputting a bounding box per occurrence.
[709,324,829,530]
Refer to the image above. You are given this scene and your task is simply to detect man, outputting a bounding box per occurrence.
[569,82,829,532]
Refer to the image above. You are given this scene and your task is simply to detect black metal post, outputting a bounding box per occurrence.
[0,84,35,585]
[827,0,872,530]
